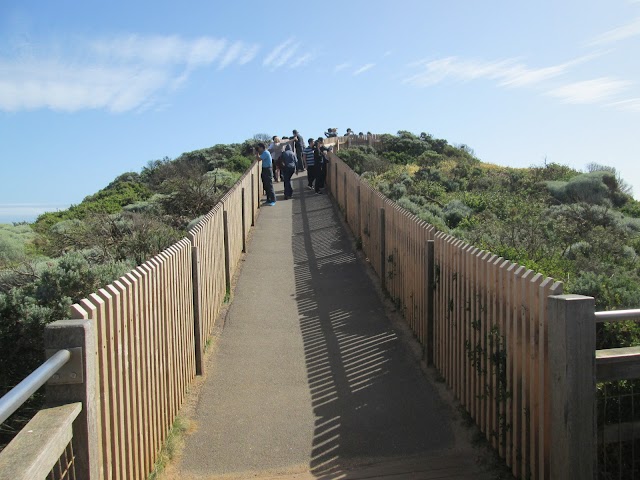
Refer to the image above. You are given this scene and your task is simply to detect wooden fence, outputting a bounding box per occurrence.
[22,161,263,480]
[326,151,563,480]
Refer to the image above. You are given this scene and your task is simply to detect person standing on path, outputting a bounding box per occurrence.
[303,138,316,190]
[314,137,330,194]
[280,144,298,200]
[292,129,305,171]
[256,143,276,205]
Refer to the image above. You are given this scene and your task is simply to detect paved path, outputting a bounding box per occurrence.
[170,177,491,480]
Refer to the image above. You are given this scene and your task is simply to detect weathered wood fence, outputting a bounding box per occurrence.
[325,149,565,480]
[0,162,261,480]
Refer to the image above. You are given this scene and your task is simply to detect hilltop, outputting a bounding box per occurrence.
[338,131,640,319]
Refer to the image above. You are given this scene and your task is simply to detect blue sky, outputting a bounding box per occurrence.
[1,0,639,222]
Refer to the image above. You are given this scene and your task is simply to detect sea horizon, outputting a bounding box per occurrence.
[0,204,70,225]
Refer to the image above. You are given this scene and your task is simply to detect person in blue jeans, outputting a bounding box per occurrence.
[280,144,298,200]
[255,143,276,205]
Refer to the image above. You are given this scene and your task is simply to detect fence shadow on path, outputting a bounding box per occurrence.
[291,176,455,479]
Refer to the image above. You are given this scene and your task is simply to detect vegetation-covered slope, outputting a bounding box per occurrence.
[0,136,261,448]
[339,131,640,319]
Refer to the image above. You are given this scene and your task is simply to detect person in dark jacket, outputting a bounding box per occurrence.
[303,138,316,189]
[313,138,330,194]
[281,144,298,200]
[292,129,305,171]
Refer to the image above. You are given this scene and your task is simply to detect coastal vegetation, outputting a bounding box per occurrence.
[0,136,261,447]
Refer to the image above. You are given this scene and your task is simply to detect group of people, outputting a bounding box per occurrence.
[255,129,332,205]
[324,127,371,138]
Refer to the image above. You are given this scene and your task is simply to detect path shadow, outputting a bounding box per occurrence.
[291,177,454,479]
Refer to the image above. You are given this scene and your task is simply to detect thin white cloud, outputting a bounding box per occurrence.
[546,77,631,104]
[290,52,312,69]
[239,44,260,65]
[0,34,261,113]
[608,97,640,112]
[91,35,228,68]
[0,60,168,112]
[353,63,375,76]
[263,38,296,68]
[589,17,640,46]
[404,54,598,88]
[218,41,244,70]
[334,62,350,73]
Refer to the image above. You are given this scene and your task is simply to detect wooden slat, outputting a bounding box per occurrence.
[123,274,141,480]
[510,265,525,477]
[497,259,510,459]
[527,273,543,480]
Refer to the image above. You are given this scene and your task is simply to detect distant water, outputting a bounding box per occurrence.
[0,215,36,224]
[0,204,69,225]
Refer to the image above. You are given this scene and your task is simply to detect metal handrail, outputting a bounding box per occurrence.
[0,349,71,425]
[595,309,640,324]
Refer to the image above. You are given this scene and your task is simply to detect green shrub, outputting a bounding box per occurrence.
[0,252,133,395]
[0,224,35,266]
[443,200,472,228]
[226,155,252,173]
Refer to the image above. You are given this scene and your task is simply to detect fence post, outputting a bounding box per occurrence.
[356,185,361,240]
[241,187,247,253]
[548,294,596,480]
[44,319,99,480]
[425,240,435,365]
[191,245,204,375]
[343,172,348,221]
[251,174,256,226]
[256,166,261,210]
[223,210,231,294]
[380,207,386,291]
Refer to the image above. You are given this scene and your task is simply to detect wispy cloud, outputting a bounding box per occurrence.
[589,17,640,46]
[334,62,350,73]
[0,34,261,113]
[353,63,375,76]
[546,77,631,104]
[404,54,598,88]
[239,44,260,65]
[91,34,228,67]
[609,97,640,112]
[263,38,299,69]
[290,52,312,69]
[218,41,247,70]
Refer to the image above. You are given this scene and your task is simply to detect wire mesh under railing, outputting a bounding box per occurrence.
[46,440,76,480]
[598,380,640,479]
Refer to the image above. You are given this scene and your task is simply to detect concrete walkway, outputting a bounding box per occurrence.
[169,177,492,480]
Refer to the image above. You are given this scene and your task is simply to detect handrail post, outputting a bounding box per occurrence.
[343,172,348,221]
[356,185,361,240]
[191,245,204,375]
[251,173,256,226]
[380,207,386,291]
[548,294,596,480]
[425,240,435,365]
[241,187,247,253]
[44,319,99,480]
[223,210,231,294]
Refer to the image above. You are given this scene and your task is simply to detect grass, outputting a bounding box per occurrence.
[456,406,515,479]
[147,416,189,480]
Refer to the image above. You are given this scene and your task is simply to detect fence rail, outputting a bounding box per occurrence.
[326,148,562,480]
[0,161,262,479]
